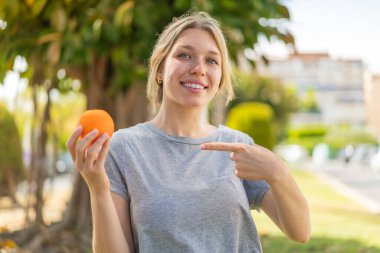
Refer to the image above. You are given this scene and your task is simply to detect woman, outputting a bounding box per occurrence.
[66,11,311,253]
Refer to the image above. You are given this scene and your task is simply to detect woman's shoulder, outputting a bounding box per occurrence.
[217,125,254,144]
[114,122,148,136]
[109,122,150,146]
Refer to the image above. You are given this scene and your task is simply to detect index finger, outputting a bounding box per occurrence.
[66,125,83,159]
[200,142,241,152]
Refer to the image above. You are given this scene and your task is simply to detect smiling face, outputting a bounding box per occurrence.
[157,28,222,109]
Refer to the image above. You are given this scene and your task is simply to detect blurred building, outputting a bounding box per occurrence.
[256,52,366,126]
[364,74,380,141]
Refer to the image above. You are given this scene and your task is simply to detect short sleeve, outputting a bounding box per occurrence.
[243,180,269,210]
[105,135,129,201]
[241,132,270,211]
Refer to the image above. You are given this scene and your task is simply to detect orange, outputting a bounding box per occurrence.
[78,109,114,141]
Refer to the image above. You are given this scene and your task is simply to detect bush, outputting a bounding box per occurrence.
[226,102,276,150]
[283,124,378,156]
[283,124,327,154]
[287,124,327,139]
[0,105,25,199]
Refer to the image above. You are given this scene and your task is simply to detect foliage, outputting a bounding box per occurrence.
[326,124,377,147]
[253,169,380,252]
[226,102,275,150]
[285,124,327,154]
[0,0,293,92]
[299,88,320,113]
[283,123,377,155]
[0,104,24,192]
[229,70,299,140]
[0,238,18,250]
[287,124,327,139]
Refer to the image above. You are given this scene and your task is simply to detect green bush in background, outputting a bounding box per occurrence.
[283,123,378,157]
[284,124,327,154]
[226,102,276,150]
[0,104,25,200]
[324,125,378,158]
[287,124,327,138]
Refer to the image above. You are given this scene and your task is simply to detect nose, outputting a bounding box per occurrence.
[190,58,206,76]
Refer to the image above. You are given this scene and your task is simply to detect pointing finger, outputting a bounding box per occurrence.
[200,142,241,152]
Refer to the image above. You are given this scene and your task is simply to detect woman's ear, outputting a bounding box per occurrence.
[157,60,166,82]
[157,68,163,84]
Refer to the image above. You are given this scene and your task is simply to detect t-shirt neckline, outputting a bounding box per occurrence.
[142,122,222,145]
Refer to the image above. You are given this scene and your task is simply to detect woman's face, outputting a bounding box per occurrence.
[158,28,222,109]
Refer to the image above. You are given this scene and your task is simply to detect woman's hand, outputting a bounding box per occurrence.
[66,126,111,195]
[67,126,134,252]
[200,142,287,184]
[201,142,311,242]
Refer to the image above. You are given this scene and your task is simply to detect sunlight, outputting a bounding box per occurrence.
[0,18,7,30]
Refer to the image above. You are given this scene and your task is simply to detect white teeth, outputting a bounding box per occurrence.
[182,83,205,90]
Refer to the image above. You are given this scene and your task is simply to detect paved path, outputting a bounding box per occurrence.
[311,160,380,214]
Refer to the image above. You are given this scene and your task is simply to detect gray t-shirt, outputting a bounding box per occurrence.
[105,122,269,253]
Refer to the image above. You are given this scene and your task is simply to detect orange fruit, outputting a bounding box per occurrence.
[78,109,114,141]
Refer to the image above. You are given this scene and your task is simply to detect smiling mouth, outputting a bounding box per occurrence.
[180,82,207,90]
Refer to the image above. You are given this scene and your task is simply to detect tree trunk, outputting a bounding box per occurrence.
[114,81,152,129]
[33,84,53,225]
[5,170,17,203]
[86,54,109,110]
[25,85,38,225]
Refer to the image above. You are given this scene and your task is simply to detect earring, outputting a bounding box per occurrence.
[158,80,163,85]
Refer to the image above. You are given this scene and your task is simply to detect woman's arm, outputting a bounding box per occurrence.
[111,192,136,252]
[260,170,311,242]
[66,126,133,252]
[91,192,133,253]
[201,142,311,242]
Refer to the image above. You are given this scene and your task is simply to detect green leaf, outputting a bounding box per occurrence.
[114,1,134,27]
[31,0,48,17]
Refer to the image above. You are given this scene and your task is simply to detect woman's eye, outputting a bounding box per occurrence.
[178,53,191,59]
[207,58,218,65]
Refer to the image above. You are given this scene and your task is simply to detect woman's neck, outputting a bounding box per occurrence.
[150,105,216,138]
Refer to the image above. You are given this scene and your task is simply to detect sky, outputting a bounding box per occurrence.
[257,0,380,74]
[1,0,380,106]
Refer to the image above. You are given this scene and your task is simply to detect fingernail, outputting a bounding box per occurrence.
[200,144,205,149]
[92,129,98,134]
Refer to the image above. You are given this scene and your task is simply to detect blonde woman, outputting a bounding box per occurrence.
[67,11,311,253]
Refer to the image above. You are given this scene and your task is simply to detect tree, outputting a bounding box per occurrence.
[0,1,293,251]
[0,104,25,203]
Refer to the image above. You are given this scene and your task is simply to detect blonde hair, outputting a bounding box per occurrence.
[147,11,235,111]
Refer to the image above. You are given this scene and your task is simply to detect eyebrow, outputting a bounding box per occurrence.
[177,45,221,56]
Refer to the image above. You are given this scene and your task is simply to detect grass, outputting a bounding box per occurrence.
[252,169,380,253]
